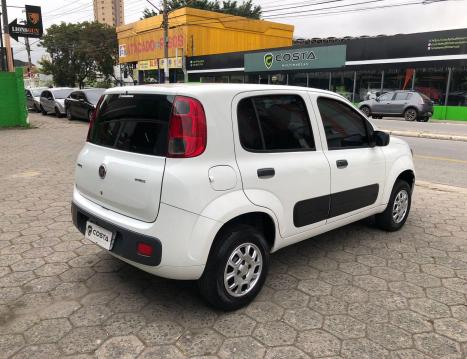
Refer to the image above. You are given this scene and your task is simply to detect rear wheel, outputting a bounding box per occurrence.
[360,106,371,117]
[404,108,417,121]
[376,180,412,231]
[198,224,269,311]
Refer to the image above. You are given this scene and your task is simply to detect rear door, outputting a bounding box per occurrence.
[75,93,173,222]
[232,91,331,238]
[392,92,412,115]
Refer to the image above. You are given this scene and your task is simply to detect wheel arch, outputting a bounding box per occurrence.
[382,157,415,204]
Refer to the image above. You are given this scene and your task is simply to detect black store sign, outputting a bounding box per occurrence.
[8,5,43,42]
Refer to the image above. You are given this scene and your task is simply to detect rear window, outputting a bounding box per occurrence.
[237,95,315,152]
[88,94,174,156]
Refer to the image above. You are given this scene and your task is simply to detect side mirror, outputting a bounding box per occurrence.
[374,130,390,146]
[375,97,380,102]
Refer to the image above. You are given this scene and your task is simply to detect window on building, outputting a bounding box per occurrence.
[229,74,244,83]
[317,97,370,150]
[270,74,287,85]
[448,67,467,106]
[330,71,354,101]
[237,95,315,152]
[384,69,409,92]
[355,70,382,102]
[244,74,259,84]
[308,72,330,90]
[289,73,307,87]
[415,67,449,105]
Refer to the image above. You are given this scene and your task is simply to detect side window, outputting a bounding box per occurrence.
[317,97,371,150]
[41,91,48,98]
[394,92,408,100]
[237,95,315,152]
[406,93,413,100]
[379,92,394,101]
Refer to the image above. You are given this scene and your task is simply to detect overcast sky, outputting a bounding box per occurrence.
[7,0,467,63]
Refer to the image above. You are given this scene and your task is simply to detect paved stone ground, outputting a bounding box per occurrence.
[1,113,467,359]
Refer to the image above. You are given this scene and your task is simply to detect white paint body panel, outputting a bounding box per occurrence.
[72,84,415,280]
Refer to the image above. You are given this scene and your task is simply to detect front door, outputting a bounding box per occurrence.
[232,91,331,238]
[373,91,395,115]
[312,95,386,222]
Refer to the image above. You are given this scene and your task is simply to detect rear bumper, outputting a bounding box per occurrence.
[72,202,162,266]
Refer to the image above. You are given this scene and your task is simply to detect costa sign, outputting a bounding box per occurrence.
[245,45,347,72]
[119,35,184,57]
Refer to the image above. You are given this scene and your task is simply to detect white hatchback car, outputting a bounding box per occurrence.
[72,84,415,310]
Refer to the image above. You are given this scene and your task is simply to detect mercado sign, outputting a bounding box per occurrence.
[244,45,346,72]
[119,34,184,59]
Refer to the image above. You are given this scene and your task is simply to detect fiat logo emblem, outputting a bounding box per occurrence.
[98,164,107,179]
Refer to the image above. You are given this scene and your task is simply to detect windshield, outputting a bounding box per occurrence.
[53,89,73,99]
[31,88,45,96]
[85,89,105,105]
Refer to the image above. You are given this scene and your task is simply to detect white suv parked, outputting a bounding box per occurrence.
[72,84,415,310]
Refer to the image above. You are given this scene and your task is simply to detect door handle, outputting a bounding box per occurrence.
[336,160,348,169]
[257,168,275,178]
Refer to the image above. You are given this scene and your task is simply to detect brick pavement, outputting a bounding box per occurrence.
[0,113,466,359]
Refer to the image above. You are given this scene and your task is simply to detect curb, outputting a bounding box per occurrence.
[416,180,467,195]
[382,130,467,142]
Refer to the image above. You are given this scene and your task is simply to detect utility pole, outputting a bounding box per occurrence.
[162,0,169,83]
[24,36,31,75]
[0,13,5,71]
[1,0,14,71]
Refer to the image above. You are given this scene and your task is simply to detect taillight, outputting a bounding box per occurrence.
[167,96,207,158]
[86,95,105,142]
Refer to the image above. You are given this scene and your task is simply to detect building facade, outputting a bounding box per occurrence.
[94,0,124,27]
[186,28,467,121]
[116,7,294,84]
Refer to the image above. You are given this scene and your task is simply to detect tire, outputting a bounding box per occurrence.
[33,104,39,112]
[404,108,417,121]
[55,107,62,118]
[375,180,412,232]
[360,106,371,117]
[40,105,47,115]
[198,224,269,311]
[66,107,73,121]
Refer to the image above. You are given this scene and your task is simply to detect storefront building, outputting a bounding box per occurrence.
[186,28,467,121]
[116,7,294,84]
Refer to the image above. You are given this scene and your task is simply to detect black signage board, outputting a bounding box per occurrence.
[8,5,43,42]
[187,28,467,73]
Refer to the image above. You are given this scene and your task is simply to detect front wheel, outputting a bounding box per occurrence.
[360,106,371,117]
[376,180,412,231]
[404,108,417,121]
[55,107,63,118]
[198,224,269,311]
[40,106,47,115]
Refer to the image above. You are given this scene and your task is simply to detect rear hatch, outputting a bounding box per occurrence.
[75,93,173,222]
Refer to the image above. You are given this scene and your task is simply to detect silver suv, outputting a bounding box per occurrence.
[358,90,433,122]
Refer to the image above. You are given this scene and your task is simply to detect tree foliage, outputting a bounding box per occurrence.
[39,22,118,88]
[141,0,261,19]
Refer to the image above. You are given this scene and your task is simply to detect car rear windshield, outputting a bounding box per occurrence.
[53,89,73,99]
[88,93,174,156]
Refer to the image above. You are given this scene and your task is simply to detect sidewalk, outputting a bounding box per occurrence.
[371,118,467,141]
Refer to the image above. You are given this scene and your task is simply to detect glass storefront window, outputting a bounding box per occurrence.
[245,74,259,84]
[415,67,448,105]
[270,73,287,85]
[448,67,467,106]
[308,72,330,91]
[229,74,244,83]
[330,71,354,101]
[259,75,268,84]
[384,69,410,92]
[289,73,307,87]
[355,70,381,102]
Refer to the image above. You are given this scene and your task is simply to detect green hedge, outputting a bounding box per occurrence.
[0,68,28,128]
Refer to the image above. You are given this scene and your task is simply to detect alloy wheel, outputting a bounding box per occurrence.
[392,189,409,224]
[224,243,263,297]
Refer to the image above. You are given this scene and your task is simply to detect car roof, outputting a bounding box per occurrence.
[104,83,344,99]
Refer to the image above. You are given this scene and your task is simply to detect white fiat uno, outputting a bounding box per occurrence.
[72,84,415,310]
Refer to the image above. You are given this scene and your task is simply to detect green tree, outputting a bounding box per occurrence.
[141,0,261,19]
[39,22,118,88]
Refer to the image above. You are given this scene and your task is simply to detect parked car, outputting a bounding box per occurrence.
[358,90,433,122]
[72,84,415,310]
[39,88,74,117]
[65,88,106,121]
[25,87,48,111]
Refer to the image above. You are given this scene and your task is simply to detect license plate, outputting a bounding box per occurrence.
[85,221,114,250]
